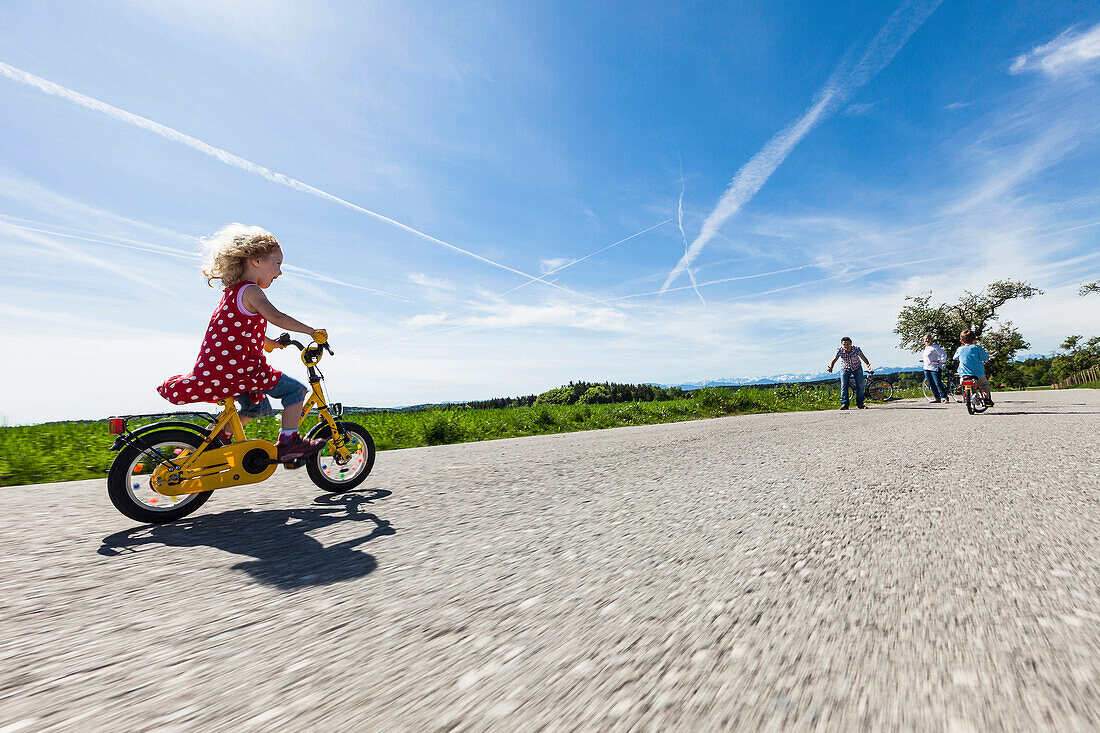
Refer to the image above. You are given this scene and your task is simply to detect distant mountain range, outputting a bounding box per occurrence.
[667,351,1057,391]
[667,365,924,391]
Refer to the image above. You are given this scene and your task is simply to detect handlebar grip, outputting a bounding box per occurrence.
[265,333,294,353]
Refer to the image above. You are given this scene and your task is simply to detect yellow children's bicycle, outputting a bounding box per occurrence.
[105,334,375,524]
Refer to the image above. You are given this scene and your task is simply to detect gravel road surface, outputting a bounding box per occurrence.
[2,390,1099,731]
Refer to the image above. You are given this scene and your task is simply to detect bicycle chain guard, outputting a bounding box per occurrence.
[150,439,277,495]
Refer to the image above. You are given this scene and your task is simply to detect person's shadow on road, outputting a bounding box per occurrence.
[98,490,396,590]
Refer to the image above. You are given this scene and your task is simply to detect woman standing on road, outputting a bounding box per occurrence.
[826,337,871,410]
[922,334,949,403]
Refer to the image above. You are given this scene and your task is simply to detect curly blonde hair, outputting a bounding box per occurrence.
[201,224,281,288]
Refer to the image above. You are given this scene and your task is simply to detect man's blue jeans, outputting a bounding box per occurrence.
[840,368,864,407]
[923,369,947,401]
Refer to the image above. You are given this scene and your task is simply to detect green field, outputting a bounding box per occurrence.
[0,384,923,487]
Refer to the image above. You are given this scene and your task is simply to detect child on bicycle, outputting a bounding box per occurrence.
[158,224,328,461]
[951,329,993,406]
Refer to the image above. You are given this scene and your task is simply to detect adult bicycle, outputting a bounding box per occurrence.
[863,370,895,402]
[922,370,962,403]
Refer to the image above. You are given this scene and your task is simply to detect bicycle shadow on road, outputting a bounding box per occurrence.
[98,490,396,590]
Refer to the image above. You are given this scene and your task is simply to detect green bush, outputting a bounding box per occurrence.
[695,386,731,410]
[729,389,765,411]
[421,415,465,445]
[577,385,613,405]
[530,405,557,429]
[534,385,585,402]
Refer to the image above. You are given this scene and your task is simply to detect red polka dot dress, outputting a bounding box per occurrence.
[158,281,282,405]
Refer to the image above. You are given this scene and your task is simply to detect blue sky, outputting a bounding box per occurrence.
[1,0,1098,423]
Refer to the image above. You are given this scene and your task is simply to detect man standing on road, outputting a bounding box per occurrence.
[827,337,871,410]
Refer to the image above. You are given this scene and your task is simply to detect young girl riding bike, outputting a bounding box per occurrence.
[158,224,327,461]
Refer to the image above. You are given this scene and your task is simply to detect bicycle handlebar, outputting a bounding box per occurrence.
[273,332,334,364]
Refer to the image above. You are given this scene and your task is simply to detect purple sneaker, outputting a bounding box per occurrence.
[277,433,326,461]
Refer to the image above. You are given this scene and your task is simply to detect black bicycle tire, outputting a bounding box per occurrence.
[106,429,214,524]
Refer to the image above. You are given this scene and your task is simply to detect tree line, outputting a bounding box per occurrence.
[455,381,688,410]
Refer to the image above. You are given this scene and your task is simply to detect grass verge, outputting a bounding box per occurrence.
[1,384,922,487]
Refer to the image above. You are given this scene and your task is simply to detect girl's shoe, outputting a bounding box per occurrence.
[277,433,326,461]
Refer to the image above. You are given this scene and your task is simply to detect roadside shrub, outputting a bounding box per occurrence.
[577,385,613,405]
[532,383,585,405]
[729,389,764,411]
[530,405,557,429]
[569,406,591,423]
[421,415,465,445]
[695,386,731,410]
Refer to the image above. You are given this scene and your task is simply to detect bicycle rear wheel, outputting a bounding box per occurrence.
[106,429,214,523]
[921,377,936,402]
[865,378,892,402]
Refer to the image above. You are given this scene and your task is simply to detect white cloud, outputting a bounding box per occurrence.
[540,258,569,273]
[406,313,448,328]
[407,272,451,290]
[1010,22,1100,78]
[844,101,878,116]
[121,0,334,50]
[461,303,633,332]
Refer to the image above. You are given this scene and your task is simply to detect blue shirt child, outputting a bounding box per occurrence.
[954,344,990,377]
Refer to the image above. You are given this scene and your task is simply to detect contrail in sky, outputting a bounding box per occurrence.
[498,218,672,297]
[678,163,705,305]
[0,60,577,298]
[607,263,819,302]
[661,0,944,292]
[0,216,411,301]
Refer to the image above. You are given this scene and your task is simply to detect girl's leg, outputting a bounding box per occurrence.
[280,400,305,431]
[267,375,310,432]
[267,376,325,459]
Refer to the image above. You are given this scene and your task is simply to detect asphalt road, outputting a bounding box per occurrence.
[2,390,1099,731]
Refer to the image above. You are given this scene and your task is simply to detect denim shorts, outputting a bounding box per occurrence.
[236,374,308,418]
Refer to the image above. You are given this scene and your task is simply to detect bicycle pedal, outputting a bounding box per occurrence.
[282,457,308,470]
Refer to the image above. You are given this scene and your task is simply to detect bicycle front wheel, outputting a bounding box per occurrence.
[306,421,376,492]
